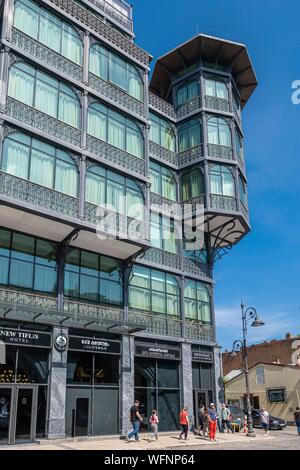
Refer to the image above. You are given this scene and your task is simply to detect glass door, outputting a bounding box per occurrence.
[194,390,209,428]
[0,388,11,445]
[15,388,36,443]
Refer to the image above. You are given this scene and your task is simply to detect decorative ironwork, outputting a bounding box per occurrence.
[178,145,203,167]
[205,96,230,112]
[182,195,206,215]
[150,193,182,218]
[237,153,245,170]
[11,28,83,82]
[0,171,79,218]
[149,92,176,121]
[182,257,210,278]
[149,140,177,166]
[210,219,244,266]
[240,201,249,220]
[128,309,182,337]
[86,134,145,175]
[64,299,124,323]
[0,287,58,310]
[48,0,150,67]
[207,143,233,160]
[6,97,82,146]
[176,97,201,119]
[141,248,181,271]
[85,0,133,32]
[210,194,237,212]
[185,320,214,342]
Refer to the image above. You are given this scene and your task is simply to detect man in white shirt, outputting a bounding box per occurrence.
[260,408,270,436]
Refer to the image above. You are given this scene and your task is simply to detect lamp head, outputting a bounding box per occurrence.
[251,317,265,328]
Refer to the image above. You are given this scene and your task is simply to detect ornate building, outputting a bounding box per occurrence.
[0,0,257,444]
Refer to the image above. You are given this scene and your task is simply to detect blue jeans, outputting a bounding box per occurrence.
[128,420,140,440]
[296,421,300,435]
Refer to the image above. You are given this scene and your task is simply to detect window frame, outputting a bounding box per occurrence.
[149,112,176,152]
[184,280,212,324]
[178,118,202,153]
[207,115,232,148]
[209,164,236,197]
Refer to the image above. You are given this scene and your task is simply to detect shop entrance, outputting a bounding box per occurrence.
[0,385,38,445]
[193,390,210,428]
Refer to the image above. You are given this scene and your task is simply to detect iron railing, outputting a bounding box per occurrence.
[176,96,202,119]
[149,92,176,121]
[85,0,133,32]
[205,95,230,113]
[128,309,182,337]
[207,143,233,160]
[185,319,214,342]
[178,145,203,168]
[149,140,177,167]
[210,194,237,212]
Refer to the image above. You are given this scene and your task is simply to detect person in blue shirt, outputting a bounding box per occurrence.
[208,403,218,442]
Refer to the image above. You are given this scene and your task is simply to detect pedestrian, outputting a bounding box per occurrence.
[260,407,269,436]
[203,407,209,437]
[294,406,300,436]
[126,400,143,442]
[179,406,189,440]
[198,405,205,436]
[148,410,159,442]
[221,403,234,433]
[208,403,218,442]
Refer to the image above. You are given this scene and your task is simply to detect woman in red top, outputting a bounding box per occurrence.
[148,410,159,442]
[179,406,189,440]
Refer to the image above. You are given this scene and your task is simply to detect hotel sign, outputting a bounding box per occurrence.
[0,328,51,348]
[192,351,214,363]
[68,336,121,354]
[135,343,181,360]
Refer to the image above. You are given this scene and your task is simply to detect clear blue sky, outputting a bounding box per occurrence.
[131,0,300,349]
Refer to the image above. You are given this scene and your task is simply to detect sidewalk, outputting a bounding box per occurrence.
[1,429,274,451]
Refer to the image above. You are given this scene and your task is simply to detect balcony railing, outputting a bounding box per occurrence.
[149,92,176,121]
[150,193,182,218]
[85,202,148,241]
[178,145,203,168]
[185,319,214,342]
[48,0,150,67]
[205,95,230,113]
[89,73,145,118]
[182,257,210,278]
[86,134,145,175]
[63,299,124,324]
[85,0,133,32]
[182,195,206,216]
[149,140,177,167]
[207,143,233,160]
[6,97,82,147]
[11,28,83,82]
[0,171,79,219]
[176,96,202,119]
[128,309,182,337]
[0,287,58,311]
[210,194,237,212]
[142,248,181,271]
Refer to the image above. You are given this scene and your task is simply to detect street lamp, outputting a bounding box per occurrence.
[231,302,265,437]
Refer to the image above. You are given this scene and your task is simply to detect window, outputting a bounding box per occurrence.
[85,164,144,221]
[178,119,201,153]
[8,63,80,128]
[181,167,204,201]
[239,176,247,206]
[149,162,177,201]
[256,366,265,385]
[14,0,83,65]
[184,280,211,324]
[183,240,208,265]
[150,213,178,254]
[0,228,57,294]
[64,248,122,306]
[267,388,286,403]
[205,79,228,100]
[88,102,143,158]
[176,80,199,107]
[210,165,235,197]
[149,113,175,152]
[129,266,179,317]
[233,90,241,116]
[207,116,231,147]
[89,43,143,101]
[1,132,78,197]
[235,129,243,158]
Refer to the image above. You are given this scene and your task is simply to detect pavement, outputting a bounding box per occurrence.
[1,426,299,450]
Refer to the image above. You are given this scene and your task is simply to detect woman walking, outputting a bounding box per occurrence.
[148,410,159,442]
[179,406,189,440]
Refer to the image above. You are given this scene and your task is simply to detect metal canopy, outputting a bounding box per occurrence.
[0,301,145,334]
[150,33,258,108]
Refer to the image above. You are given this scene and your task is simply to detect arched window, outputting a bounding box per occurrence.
[89,43,143,101]
[85,164,144,221]
[207,116,231,147]
[149,161,177,201]
[205,79,228,100]
[88,102,144,158]
[209,164,235,197]
[181,167,204,201]
[149,113,175,152]
[176,80,199,108]
[184,280,211,324]
[8,63,81,128]
[178,119,201,153]
[129,266,180,317]
[13,0,83,65]
[1,132,78,197]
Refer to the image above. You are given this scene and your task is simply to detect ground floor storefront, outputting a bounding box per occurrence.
[0,320,221,445]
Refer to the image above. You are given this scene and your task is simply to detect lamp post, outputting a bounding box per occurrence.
[231,302,265,437]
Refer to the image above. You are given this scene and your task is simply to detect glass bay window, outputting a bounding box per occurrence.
[205,79,228,100]
[178,119,201,153]
[184,280,211,324]
[149,113,175,152]
[176,80,199,108]
[207,116,231,147]
[149,162,177,202]
[209,164,235,197]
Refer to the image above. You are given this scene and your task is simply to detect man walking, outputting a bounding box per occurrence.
[208,403,218,442]
[221,403,233,433]
[126,400,143,442]
[294,406,300,436]
[260,407,270,436]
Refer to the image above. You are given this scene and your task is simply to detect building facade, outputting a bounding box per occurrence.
[0,0,256,444]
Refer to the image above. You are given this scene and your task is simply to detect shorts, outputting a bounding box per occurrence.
[261,422,269,430]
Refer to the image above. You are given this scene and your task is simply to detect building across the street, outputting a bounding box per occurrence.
[0,0,256,444]
[224,362,300,423]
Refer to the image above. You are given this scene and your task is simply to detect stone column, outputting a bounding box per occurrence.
[181,342,194,427]
[2,0,14,42]
[120,335,135,435]
[47,327,68,439]
[214,346,225,410]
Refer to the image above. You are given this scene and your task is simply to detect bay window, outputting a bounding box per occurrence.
[181,167,204,201]
[176,80,199,108]
[178,119,201,153]
[209,164,235,197]
[150,213,178,254]
[150,162,177,201]
[235,129,243,158]
[149,113,175,152]
[207,116,231,147]
[184,280,211,324]
[239,176,247,206]
[205,79,228,100]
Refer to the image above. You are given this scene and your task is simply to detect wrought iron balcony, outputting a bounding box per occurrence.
[86,134,145,176]
[85,202,148,241]
[128,309,182,338]
[0,171,79,219]
[178,145,204,168]
[48,0,150,67]
[141,248,181,271]
[149,140,177,167]
[176,96,202,120]
[182,195,206,216]
[150,193,182,218]
[207,143,233,160]
[205,95,230,113]
[182,257,210,278]
[89,73,145,119]
[11,28,83,83]
[0,287,58,311]
[210,194,237,212]
[6,97,82,147]
[185,319,215,342]
[85,0,133,33]
[149,92,176,121]
[63,299,124,324]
